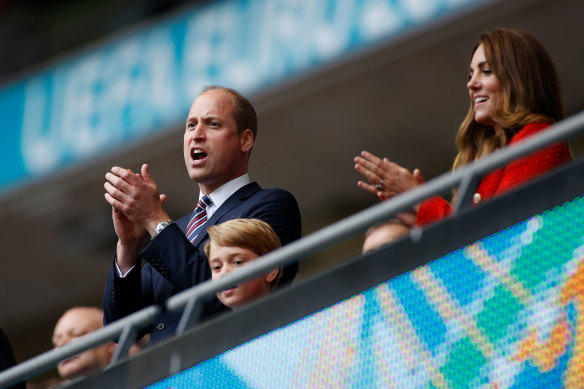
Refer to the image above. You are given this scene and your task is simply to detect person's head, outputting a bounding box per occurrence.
[52,307,115,380]
[362,220,409,254]
[184,86,257,194]
[204,218,281,309]
[454,28,563,168]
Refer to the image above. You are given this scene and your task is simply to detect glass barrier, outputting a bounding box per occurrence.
[147,195,584,388]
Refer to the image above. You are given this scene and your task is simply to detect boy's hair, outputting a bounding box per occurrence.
[204,219,282,287]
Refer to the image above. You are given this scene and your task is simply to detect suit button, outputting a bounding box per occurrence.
[156,323,165,331]
[472,193,482,204]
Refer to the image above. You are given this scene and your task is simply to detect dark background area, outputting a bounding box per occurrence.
[0,0,208,81]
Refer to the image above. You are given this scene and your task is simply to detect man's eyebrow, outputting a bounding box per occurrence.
[187,115,220,121]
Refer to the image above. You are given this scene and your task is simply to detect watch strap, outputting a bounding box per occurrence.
[151,220,174,240]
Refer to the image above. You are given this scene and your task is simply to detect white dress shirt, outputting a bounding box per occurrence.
[200,173,251,218]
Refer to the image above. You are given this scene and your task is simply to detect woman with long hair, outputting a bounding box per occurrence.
[355,28,571,227]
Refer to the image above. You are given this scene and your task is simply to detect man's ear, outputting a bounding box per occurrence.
[240,129,254,153]
[264,268,279,284]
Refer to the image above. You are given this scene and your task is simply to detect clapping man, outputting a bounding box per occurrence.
[103,86,301,344]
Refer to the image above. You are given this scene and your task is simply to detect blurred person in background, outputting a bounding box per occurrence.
[27,307,146,389]
[362,220,410,254]
[51,307,115,382]
[355,28,571,229]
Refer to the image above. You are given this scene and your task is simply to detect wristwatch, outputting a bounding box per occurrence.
[151,220,174,240]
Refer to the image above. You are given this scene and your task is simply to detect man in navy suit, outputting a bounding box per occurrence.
[103,86,301,344]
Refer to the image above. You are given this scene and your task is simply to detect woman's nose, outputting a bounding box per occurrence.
[467,74,479,90]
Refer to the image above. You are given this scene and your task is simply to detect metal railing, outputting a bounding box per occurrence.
[1,110,584,388]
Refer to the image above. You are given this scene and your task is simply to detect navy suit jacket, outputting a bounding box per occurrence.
[103,182,301,344]
[0,329,25,389]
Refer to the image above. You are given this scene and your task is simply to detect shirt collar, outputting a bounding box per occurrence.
[198,173,251,218]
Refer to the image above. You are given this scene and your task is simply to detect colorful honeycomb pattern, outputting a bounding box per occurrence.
[148,196,584,388]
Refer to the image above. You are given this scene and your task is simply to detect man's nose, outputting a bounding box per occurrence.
[55,337,70,348]
[192,123,206,139]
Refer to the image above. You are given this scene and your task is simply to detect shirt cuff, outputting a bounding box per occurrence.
[115,262,135,278]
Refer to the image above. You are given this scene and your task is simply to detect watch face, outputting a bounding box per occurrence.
[153,221,173,238]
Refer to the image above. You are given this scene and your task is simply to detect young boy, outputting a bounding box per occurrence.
[204,218,282,310]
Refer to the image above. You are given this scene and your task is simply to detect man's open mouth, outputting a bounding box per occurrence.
[193,149,207,160]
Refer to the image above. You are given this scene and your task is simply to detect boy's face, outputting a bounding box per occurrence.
[208,241,276,309]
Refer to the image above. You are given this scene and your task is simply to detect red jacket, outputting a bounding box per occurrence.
[417,123,571,226]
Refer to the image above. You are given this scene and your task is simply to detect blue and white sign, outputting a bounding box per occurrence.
[0,0,488,191]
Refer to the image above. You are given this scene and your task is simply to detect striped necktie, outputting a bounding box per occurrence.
[186,195,212,244]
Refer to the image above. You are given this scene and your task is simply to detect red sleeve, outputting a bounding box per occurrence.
[415,123,570,227]
[417,196,452,226]
[491,123,571,195]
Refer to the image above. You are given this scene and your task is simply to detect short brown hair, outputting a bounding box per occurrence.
[200,85,258,141]
[204,219,282,286]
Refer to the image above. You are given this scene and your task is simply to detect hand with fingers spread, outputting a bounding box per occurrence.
[354,151,424,227]
[354,151,423,201]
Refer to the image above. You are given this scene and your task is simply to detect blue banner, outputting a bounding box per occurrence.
[0,0,487,191]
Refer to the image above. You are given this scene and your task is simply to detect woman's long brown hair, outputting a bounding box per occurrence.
[453,28,563,170]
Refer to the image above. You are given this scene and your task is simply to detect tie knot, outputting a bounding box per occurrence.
[198,195,212,210]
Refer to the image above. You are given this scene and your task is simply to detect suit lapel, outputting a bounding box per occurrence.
[190,182,261,247]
